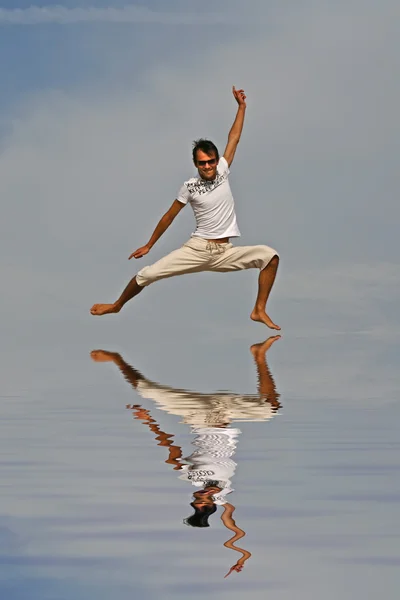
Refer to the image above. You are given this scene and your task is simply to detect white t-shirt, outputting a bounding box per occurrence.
[177,156,241,239]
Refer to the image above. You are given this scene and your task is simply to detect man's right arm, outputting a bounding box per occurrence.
[128,199,185,260]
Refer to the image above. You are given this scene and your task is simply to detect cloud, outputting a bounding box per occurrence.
[0,5,248,25]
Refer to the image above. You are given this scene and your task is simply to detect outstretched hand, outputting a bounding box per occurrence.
[232,86,246,107]
[129,244,150,260]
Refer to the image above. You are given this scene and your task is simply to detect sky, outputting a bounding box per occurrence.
[0,0,399,342]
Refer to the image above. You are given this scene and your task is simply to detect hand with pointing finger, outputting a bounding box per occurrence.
[232,86,246,107]
[129,244,150,260]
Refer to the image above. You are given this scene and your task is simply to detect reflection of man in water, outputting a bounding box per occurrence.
[91,336,280,577]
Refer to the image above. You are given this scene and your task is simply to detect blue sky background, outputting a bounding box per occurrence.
[1,1,399,347]
[0,0,398,353]
[0,0,398,366]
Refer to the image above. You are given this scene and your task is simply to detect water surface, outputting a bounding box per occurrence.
[1,311,399,599]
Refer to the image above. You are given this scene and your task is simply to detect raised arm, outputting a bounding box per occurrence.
[129,199,185,260]
[223,86,247,167]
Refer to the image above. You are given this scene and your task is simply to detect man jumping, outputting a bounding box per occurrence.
[90,86,280,330]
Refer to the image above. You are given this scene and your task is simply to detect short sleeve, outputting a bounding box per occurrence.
[177,184,191,205]
[212,487,234,505]
[217,156,230,176]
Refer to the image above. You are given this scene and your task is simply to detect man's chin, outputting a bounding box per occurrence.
[201,172,216,181]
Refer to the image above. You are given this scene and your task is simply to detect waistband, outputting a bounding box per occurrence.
[184,237,232,254]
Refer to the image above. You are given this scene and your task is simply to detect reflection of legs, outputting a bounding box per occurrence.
[90,350,144,386]
[91,244,208,316]
[250,336,281,408]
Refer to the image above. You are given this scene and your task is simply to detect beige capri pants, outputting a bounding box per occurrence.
[136,237,278,288]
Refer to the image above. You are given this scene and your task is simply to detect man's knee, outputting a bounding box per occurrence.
[136,266,154,287]
[259,246,279,270]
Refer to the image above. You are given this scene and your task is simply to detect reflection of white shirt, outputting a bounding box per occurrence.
[177,157,241,239]
[179,427,240,505]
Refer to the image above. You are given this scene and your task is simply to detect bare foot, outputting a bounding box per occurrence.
[90,349,120,363]
[90,303,121,316]
[250,335,281,359]
[250,309,281,330]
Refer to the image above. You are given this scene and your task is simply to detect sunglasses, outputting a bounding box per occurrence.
[197,158,217,167]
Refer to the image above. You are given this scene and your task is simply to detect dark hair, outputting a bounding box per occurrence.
[184,502,217,528]
[192,139,219,164]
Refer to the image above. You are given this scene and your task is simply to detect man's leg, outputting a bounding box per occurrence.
[90,276,143,316]
[250,255,280,330]
[90,239,210,316]
[209,244,281,330]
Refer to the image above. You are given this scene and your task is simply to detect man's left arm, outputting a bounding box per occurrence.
[223,86,247,167]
